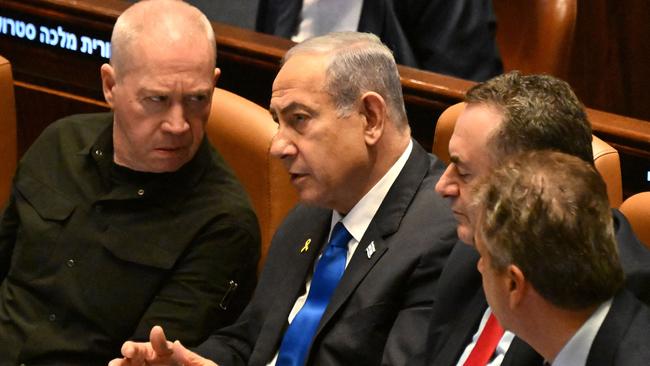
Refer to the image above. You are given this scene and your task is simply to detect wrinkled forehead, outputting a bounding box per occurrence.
[271,55,331,105]
[274,54,328,87]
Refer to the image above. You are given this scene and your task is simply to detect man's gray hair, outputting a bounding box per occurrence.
[284,32,408,129]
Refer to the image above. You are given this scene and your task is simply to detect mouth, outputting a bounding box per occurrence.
[154,146,187,157]
[452,210,468,222]
[289,173,308,184]
[156,145,186,151]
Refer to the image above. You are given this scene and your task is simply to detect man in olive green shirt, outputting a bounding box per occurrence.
[0,1,259,365]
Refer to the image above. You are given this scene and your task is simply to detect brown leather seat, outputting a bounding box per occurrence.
[619,192,650,249]
[0,55,17,210]
[206,88,298,271]
[433,102,623,207]
[591,134,623,207]
[431,102,464,165]
[493,0,577,77]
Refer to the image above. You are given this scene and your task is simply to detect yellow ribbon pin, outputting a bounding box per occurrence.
[300,238,312,253]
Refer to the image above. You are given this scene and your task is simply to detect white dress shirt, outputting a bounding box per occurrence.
[551,299,613,366]
[268,140,413,365]
[292,0,364,42]
[456,307,515,366]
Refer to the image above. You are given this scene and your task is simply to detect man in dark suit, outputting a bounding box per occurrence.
[472,150,650,365]
[418,72,650,365]
[256,0,503,81]
[109,31,457,366]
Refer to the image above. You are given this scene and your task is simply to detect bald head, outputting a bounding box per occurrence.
[110,0,216,79]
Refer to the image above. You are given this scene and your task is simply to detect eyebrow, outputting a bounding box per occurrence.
[269,102,317,118]
[450,154,471,171]
[138,88,165,96]
[138,87,212,96]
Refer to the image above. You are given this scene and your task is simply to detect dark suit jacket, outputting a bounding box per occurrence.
[194,142,458,365]
[586,290,650,365]
[418,209,650,366]
[256,0,503,82]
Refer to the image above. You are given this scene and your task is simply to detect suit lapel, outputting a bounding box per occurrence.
[314,142,431,337]
[317,226,389,330]
[255,209,332,361]
[501,337,543,366]
[358,0,384,34]
[430,288,487,366]
[424,242,481,365]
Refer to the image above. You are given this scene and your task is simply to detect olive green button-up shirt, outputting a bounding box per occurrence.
[0,113,260,365]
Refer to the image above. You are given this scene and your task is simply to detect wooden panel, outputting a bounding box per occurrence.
[14,82,109,156]
[567,0,650,122]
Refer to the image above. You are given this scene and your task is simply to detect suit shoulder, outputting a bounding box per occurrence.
[609,299,650,364]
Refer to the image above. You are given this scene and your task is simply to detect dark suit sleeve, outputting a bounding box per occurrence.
[192,304,255,366]
[392,0,503,81]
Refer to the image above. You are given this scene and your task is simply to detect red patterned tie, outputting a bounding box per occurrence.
[464,313,505,366]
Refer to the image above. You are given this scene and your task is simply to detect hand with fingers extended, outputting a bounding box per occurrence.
[108,326,218,366]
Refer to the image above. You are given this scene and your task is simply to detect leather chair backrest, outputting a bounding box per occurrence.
[432,102,464,165]
[433,102,623,207]
[591,134,622,207]
[619,192,650,249]
[206,88,298,271]
[493,0,577,77]
[0,55,17,210]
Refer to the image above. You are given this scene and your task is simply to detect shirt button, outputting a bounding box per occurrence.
[66,259,75,268]
[94,148,103,157]
[137,189,145,196]
[48,313,56,322]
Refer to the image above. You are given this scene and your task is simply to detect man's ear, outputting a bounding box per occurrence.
[213,67,221,87]
[360,91,387,146]
[100,63,116,107]
[506,264,527,309]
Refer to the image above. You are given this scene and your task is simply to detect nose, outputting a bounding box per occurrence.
[435,165,459,198]
[269,128,297,160]
[161,103,190,135]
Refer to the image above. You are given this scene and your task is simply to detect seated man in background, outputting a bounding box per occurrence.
[418,71,650,365]
[256,0,503,81]
[473,150,650,365]
[110,31,458,366]
[0,1,259,364]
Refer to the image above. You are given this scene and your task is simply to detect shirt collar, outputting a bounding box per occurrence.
[551,298,613,366]
[331,139,413,242]
[82,120,211,209]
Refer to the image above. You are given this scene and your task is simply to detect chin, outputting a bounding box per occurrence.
[457,225,475,245]
[296,189,330,209]
[298,194,322,207]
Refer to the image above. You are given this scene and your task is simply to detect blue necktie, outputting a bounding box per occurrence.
[276,222,352,366]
